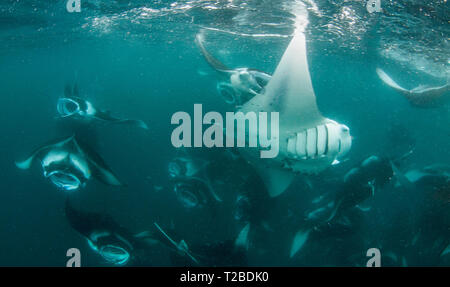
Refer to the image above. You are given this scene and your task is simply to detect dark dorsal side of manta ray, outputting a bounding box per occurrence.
[66,200,199,265]
[194,33,272,104]
[65,200,162,265]
[169,153,223,203]
[65,199,137,245]
[58,84,149,129]
[290,155,393,258]
[376,68,450,107]
[15,135,122,188]
[238,32,352,198]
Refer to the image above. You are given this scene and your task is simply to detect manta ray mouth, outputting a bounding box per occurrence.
[98,245,130,265]
[57,98,81,117]
[174,183,200,208]
[217,82,236,105]
[46,170,81,191]
[168,160,187,178]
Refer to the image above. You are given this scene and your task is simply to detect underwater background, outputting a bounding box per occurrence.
[0,0,448,266]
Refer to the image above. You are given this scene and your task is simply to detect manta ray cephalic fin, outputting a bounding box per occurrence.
[376,68,410,94]
[195,33,231,73]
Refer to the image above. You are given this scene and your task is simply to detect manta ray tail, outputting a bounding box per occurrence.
[376,68,410,95]
[96,111,149,130]
[195,33,230,73]
[290,228,312,258]
[112,119,149,130]
[73,84,79,97]
[64,84,72,98]
[153,222,199,264]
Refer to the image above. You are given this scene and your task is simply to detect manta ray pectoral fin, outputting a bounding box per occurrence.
[390,160,415,191]
[191,176,223,202]
[15,135,75,170]
[235,223,251,250]
[72,136,122,186]
[244,32,324,128]
[356,204,372,212]
[134,230,153,239]
[240,32,340,197]
[123,119,149,130]
[15,156,35,170]
[441,243,450,257]
[255,165,295,197]
[326,200,341,222]
[134,231,160,245]
[376,68,410,95]
[290,228,312,258]
[332,159,340,165]
[90,161,122,186]
[83,147,123,186]
[206,183,223,202]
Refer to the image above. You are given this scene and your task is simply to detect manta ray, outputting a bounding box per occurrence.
[15,135,122,191]
[238,32,352,197]
[65,199,157,266]
[195,33,272,106]
[57,84,149,129]
[376,68,450,107]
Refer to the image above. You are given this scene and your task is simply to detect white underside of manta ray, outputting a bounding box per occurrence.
[238,32,352,197]
[376,68,450,107]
